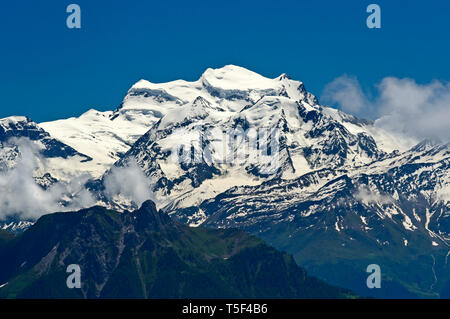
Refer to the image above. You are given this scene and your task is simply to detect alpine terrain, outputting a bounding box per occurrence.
[0,65,448,298]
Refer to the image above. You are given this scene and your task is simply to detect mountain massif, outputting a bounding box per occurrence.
[0,65,448,298]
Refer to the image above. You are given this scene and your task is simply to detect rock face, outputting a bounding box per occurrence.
[0,201,353,299]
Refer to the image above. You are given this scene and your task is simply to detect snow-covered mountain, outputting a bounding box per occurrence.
[39,66,411,179]
[93,65,448,297]
[0,116,92,182]
[0,116,98,231]
[89,66,416,213]
[0,65,448,297]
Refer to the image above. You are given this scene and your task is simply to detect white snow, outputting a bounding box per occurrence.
[360,216,368,225]
[40,109,152,178]
[201,65,278,91]
[335,218,341,232]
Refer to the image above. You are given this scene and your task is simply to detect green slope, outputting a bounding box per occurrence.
[261,217,449,299]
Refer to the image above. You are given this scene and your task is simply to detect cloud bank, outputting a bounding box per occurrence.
[355,185,393,206]
[0,138,154,221]
[322,76,450,141]
[0,138,96,220]
[103,159,154,208]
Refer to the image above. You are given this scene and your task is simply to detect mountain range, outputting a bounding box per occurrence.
[0,65,448,298]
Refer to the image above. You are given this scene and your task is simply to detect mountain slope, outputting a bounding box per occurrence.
[0,116,95,184]
[177,141,449,298]
[0,116,90,160]
[39,109,152,178]
[0,201,353,299]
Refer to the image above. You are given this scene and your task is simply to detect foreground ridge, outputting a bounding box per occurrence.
[0,201,354,299]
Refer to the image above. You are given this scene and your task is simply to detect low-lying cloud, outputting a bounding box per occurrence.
[103,159,154,208]
[0,138,154,221]
[322,76,450,142]
[355,185,393,206]
[0,138,96,220]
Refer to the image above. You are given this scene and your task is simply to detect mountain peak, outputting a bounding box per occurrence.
[202,64,258,77]
[0,116,41,141]
[200,65,278,91]
[0,116,33,128]
[139,199,157,211]
[130,79,154,89]
[129,199,175,231]
[278,73,291,80]
[130,65,300,93]
[192,96,212,108]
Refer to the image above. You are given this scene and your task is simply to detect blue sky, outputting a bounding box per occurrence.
[0,0,449,122]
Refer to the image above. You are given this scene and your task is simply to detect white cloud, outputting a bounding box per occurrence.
[0,138,155,222]
[374,77,450,141]
[322,76,450,142]
[321,75,373,117]
[355,185,393,205]
[103,159,154,208]
[0,138,96,221]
